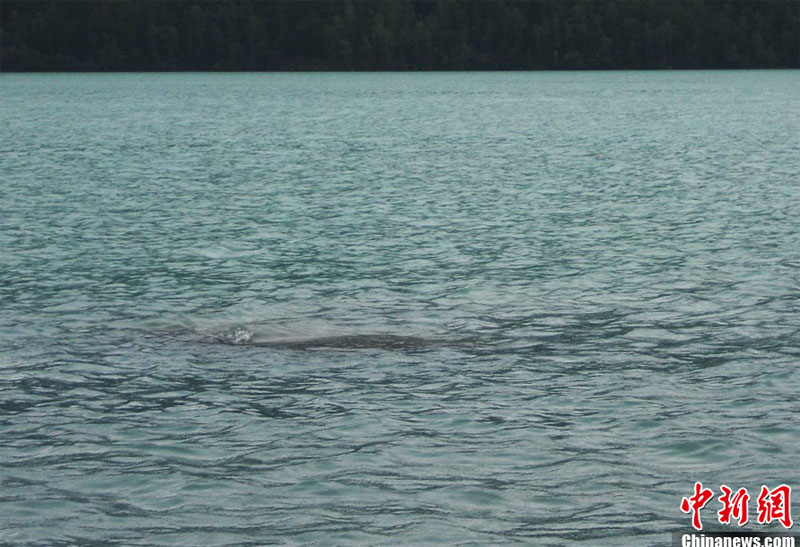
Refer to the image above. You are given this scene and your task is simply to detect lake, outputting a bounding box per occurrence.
[1,71,799,545]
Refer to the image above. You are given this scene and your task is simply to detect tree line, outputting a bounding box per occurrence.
[2,1,797,71]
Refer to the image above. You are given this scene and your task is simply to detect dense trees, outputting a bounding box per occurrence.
[1,1,797,71]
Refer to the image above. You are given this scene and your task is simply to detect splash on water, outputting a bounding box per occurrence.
[230,327,253,345]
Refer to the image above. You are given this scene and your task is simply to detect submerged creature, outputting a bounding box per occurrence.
[216,333,437,350]
[142,323,461,352]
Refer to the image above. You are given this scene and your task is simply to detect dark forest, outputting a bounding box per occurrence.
[2,1,798,71]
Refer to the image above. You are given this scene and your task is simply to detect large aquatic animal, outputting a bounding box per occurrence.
[142,323,462,352]
[214,332,438,350]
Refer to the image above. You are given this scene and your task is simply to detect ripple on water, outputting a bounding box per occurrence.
[2,71,799,546]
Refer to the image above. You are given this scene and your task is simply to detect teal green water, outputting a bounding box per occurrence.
[1,71,799,545]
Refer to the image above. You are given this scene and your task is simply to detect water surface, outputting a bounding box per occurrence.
[1,71,799,545]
